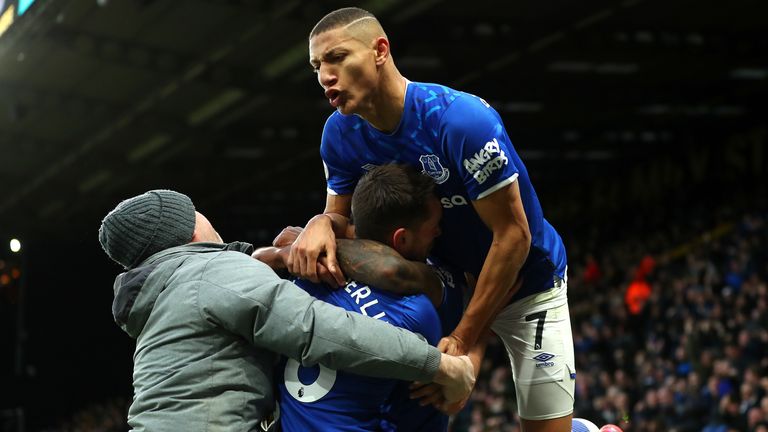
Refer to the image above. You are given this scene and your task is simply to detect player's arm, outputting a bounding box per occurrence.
[445,180,530,354]
[260,231,443,305]
[451,333,489,413]
[412,275,518,411]
[198,255,474,402]
[252,245,290,270]
[255,228,340,287]
[323,193,355,237]
[411,332,489,413]
[336,239,444,307]
[287,193,352,285]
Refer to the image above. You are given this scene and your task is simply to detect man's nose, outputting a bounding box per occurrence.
[318,65,337,88]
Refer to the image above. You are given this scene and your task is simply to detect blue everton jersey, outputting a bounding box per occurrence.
[428,256,467,337]
[278,278,442,432]
[381,258,467,432]
[321,81,567,301]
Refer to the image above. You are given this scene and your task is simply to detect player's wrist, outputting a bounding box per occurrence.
[449,331,474,353]
[308,213,333,228]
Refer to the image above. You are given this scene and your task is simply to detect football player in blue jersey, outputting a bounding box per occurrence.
[255,165,472,431]
[288,7,575,432]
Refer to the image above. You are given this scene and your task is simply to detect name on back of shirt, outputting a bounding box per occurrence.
[344,281,386,321]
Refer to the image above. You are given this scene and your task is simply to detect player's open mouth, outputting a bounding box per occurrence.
[325,89,342,108]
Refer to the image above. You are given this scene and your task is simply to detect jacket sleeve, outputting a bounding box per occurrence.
[197,252,441,382]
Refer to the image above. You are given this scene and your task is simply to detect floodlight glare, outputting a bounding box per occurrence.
[10,238,21,253]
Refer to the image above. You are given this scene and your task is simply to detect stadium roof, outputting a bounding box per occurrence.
[0,0,766,240]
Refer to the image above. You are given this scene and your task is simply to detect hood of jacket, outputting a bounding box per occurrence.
[111,241,253,338]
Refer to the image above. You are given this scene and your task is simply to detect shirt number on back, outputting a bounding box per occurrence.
[284,358,337,403]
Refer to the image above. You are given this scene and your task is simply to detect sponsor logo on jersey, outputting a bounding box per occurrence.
[462,138,509,185]
[361,163,378,172]
[419,154,450,184]
[533,352,555,368]
[440,195,470,208]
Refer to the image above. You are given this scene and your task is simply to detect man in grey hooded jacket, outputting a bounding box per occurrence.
[98,189,474,432]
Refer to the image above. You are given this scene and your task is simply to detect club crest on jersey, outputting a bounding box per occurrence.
[419,154,450,184]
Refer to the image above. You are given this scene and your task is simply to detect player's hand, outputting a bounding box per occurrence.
[287,215,345,285]
[409,382,444,407]
[433,354,475,404]
[438,334,468,356]
[439,396,469,415]
[272,226,304,247]
[410,381,470,415]
[317,256,345,288]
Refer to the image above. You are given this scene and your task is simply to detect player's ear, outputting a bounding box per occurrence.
[373,37,389,65]
[391,227,408,254]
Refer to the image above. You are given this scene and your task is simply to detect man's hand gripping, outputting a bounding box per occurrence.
[286,215,346,286]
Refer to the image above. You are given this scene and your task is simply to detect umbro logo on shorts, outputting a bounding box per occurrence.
[532,353,555,362]
[533,352,556,368]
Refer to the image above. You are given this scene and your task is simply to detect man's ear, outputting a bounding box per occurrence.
[374,37,390,66]
[391,227,408,254]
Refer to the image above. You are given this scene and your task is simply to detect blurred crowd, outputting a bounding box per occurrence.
[453,212,768,432]
[43,212,767,432]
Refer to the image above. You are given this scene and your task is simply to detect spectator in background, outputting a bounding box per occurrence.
[451,211,768,432]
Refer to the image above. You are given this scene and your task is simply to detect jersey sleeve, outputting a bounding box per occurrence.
[440,95,520,200]
[320,114,358,196]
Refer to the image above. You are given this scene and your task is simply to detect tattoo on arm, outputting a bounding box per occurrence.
[336,239,404,290]
[336,239,443,306]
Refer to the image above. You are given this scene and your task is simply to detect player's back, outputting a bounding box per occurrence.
[278,278,442,432]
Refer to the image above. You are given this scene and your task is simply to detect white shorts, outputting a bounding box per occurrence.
[490,274,575,420]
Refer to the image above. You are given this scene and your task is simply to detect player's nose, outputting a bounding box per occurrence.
[318,65,337,88]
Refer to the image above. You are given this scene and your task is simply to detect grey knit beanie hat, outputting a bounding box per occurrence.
[99,189,196,269]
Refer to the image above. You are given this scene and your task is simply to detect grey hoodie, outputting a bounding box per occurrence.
[112,242,441,432]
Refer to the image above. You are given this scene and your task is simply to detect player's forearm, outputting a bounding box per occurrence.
[336,239,402,289]
[467,332,489,378]
[322,212,353,239]
[335,239,442,305]
[452,227,530,348]
[251,246,290,270]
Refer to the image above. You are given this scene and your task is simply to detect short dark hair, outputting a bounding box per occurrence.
[310,7,377,39]
[352,164,436,243]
